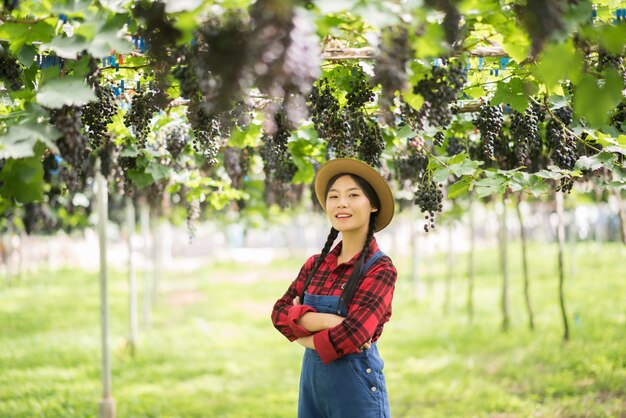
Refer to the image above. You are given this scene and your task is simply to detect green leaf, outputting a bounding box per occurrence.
[145,163,173,182]
[0,157,44,203]
[499,20,531,63]
[228,124,262,148]
[574,70,624,128]
[433,167,450,183]
[533,41,583,91]
[163,0,203,12]
[534,168,567,180]
[17,45,37,68]
[492,78,527,112]
[43,35,91,59]
[447,177,472,199]
[36,77,96,108]
[472,176,506,198]
[0,123,61,159]
[575,152,616,172]
[0,22,55,55]
[127,170,154,189]
[88,27,134,57]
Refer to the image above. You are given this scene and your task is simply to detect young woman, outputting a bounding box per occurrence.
[271,158,397,418]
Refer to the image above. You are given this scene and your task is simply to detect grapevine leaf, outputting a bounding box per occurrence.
[145,163,173,182]
[448,155,481,177]
[228,124,262,148]
[17,45,37,68]
[604,145,626,156]
[43,35,92,59]
[527,176,550,197]
[0,157,44,203]
[533,41,583,91]
[0,123,61,159]
[472,176,506,198]
[88,27,134,58]
[574,70,624,128]
[36,77,96,108]
[491,77,530,113]
[575,152,617,171]
[0,22,55,55]
[433,167,450,183]
[447,177,472,199]
[120,146,140,157]
[534,169,566,180]
[127,170,154,189]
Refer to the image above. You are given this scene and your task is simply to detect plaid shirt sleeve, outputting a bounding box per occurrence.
[271,255,318,341]
[313,257,397,364]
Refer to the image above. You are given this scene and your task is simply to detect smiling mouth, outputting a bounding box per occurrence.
[336,214,352,219]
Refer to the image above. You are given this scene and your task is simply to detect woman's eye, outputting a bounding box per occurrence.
[328,196,337,199]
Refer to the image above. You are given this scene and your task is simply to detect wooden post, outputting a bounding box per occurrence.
[515,194,535,331]
[444,223,453,315]
[410,204,422,300]
[498,197,510,332]
[467,198,475,324]
[555,191,570,342]
[96,159,115,418]
[140,202,151,328]
[126,198,138,354]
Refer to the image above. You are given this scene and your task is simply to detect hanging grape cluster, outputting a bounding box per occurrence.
[547,106,578,192]
[473,104,503,160]
[446,134,465,156]
[394,137,428,186]
[188,101,224,166]
[124,90,160,149]
[414,179,444,232]
[410,61,467,129]
[161,123,189,162]
[510,104,542,169]
[0,46,23,90]
[82,82,118,149]
[49,105,88,193]
[372,25,412,120]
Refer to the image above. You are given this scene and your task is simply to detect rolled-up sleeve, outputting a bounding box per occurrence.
[313,258,397,364]
[271,255,318,341]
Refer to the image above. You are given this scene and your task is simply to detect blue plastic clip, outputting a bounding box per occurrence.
[148,81,153,90]
[505,104,510,114]
[113,87,121,96]
[120,80,125,91]
[136,80,141,90]
[58,14,68,23]
[139,37,145,53]
[478,57,483,69]
[489,69,493,76]
[102,57,107,67]
[495,69,499,76]
[500,57,509,70]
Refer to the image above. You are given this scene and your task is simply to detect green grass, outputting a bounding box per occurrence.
[0,241,624,417]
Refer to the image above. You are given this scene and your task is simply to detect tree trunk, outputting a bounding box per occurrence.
[515,194,534,330]
[140,202,152,328]
[96,160,116,418]
[151,211,161,307]
[556,191,570,342]
[467,198,475,324]
[126,199,138,355]
[499,197,510,332]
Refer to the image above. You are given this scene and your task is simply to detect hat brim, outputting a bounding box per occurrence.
[314,158,394,232]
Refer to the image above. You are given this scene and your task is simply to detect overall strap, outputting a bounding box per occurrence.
[360,250,386,276]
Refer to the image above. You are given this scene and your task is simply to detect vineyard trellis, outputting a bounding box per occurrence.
[1,1,626,416]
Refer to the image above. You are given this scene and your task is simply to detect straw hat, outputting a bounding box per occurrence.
[314,158,394,232]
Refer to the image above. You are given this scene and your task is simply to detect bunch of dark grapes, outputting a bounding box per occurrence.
[494,130,517,170]
[82,83,117,149]
[394,137,428,185]
[22,203,56,235]
[124,90,160,149]
[98,140,119,179]
[309,78,341,138]
[372,25,412,120]
[412,61,467,128]
[446,135,465,156]
[162,123,189,161]
[262,112,297,184]
[223,146,247,190]
[510,105,541,168]
[345,69,375,110]
[597,49,623,73]
[516,0,565,56]
[0,47,23,90]
[398,99,428,131]
[546,106,577,192]
[473,104,503,159]
[49,105,87,193]
[354,112,385,167]
[186,197,200,242]
[433,131,445,147]
[173,62,199,100]
[145,181,165,212]
[188,102,223,166]
[2,0,20,13]
[414,179,443,232]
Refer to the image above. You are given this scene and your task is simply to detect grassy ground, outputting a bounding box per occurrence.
[0,241,624,417]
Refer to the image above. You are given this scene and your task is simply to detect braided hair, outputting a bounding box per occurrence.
[301,173,381,304]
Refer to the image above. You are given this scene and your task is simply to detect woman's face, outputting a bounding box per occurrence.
[325,175,378,234]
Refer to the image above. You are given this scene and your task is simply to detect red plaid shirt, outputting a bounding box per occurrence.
[271,238,397,364]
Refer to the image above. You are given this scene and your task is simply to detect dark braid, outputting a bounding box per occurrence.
[340,214,377,307]
[301,227,339,297]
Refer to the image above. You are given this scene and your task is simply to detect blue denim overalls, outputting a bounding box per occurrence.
[298,251,391,418]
